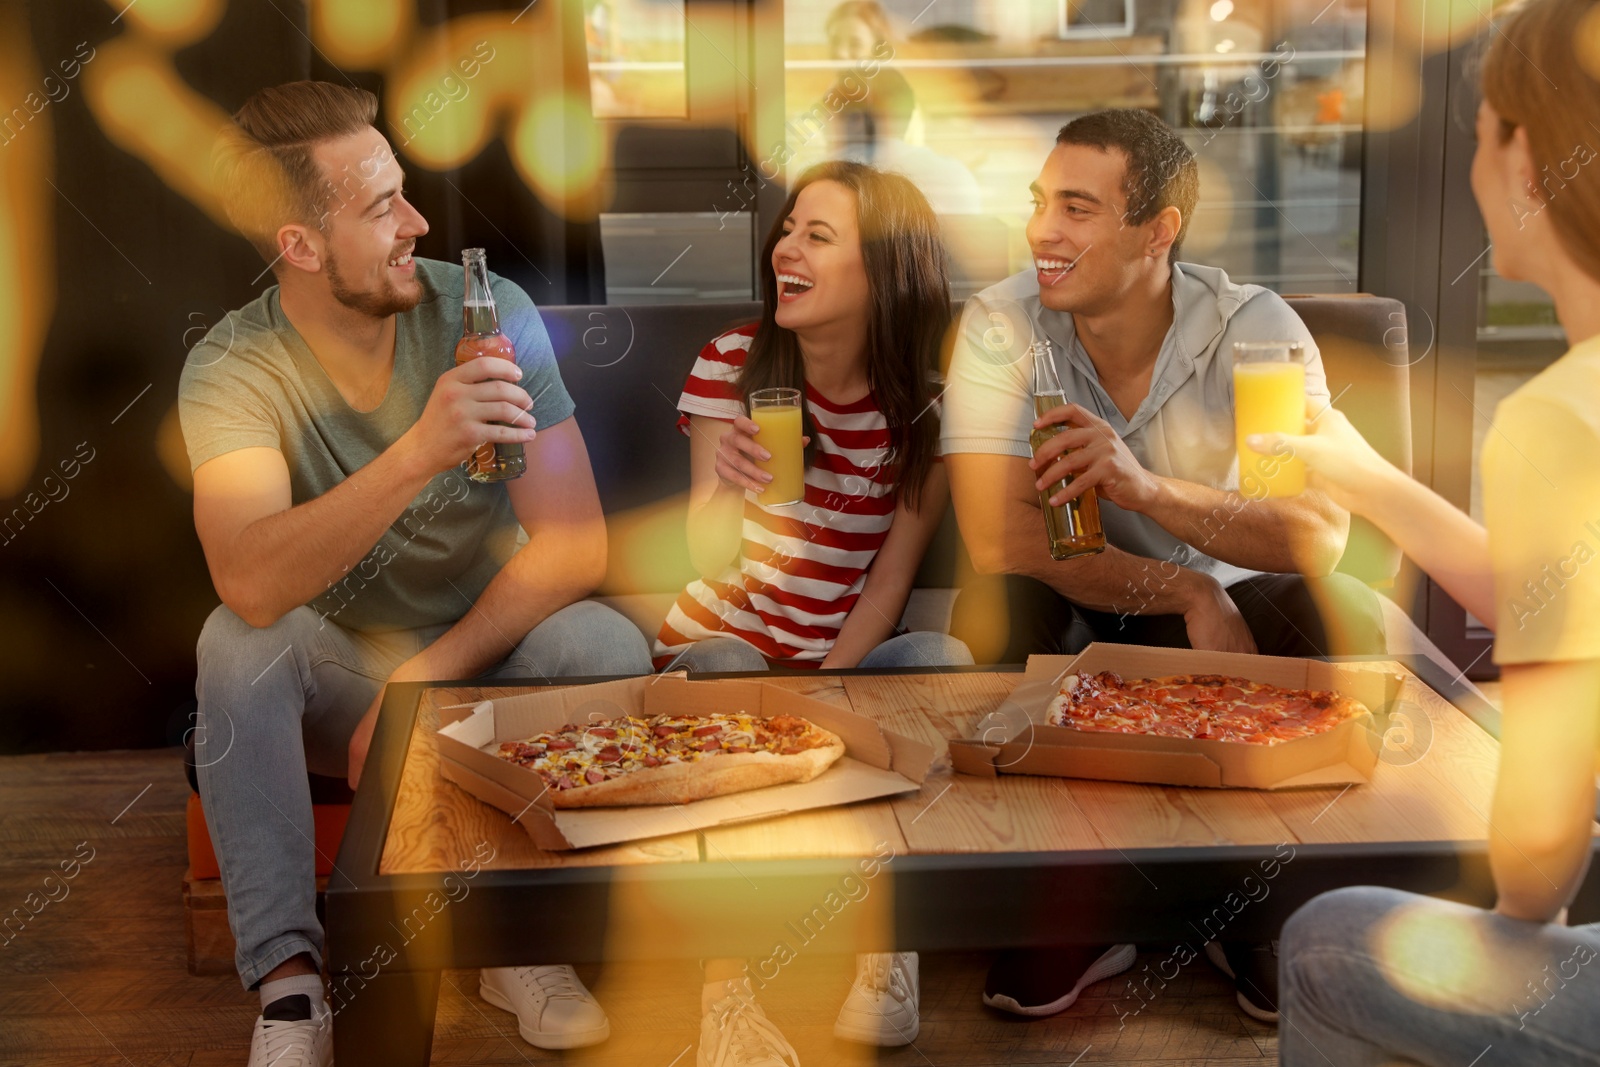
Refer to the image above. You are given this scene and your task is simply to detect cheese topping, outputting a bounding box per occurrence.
[496,712,827,792]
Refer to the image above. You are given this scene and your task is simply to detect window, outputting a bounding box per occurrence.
[781,0,1366,296]
[585,0,688,118]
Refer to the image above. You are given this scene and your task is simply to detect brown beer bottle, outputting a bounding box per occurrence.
[455,248,526,482]
[1030,338,1106,560]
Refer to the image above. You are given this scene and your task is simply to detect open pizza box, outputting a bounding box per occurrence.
[948,643,1404,790]
[435,673,935,851]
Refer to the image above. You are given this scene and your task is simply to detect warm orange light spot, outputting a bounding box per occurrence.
[1373,903,1495,1009]
[387,33,501,167]
[1577,5,1600,84]
[510,93,607,219]
[308,0,413,69]
[102,0,222,47]
[0,3,53,496]
[157,402,194,493]
[82,40,233,225]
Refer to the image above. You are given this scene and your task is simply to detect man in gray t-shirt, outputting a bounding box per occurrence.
[185,81,645,1065]
[942,109,1385,1026]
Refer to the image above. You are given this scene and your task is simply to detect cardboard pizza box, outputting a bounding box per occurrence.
[948,643,1403,790]
[435,673,935,851]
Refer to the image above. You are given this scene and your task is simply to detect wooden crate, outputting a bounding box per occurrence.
[182,868,330,977]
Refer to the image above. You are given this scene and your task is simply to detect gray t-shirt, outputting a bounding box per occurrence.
[941,261,1328,588]
[178,256,575,633]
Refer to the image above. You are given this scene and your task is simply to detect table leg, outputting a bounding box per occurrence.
[331,966,440,1066]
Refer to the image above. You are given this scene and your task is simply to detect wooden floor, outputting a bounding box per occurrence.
[0,748,1285,1066]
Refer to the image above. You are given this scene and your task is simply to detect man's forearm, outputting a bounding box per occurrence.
[231,435,435,625]
[1145,476,1347,576]
[1000,518,1205,616]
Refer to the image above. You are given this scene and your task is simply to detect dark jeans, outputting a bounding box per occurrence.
[950,570,1387,664]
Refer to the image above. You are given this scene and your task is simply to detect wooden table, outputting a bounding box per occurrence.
[326,657,1540,1066]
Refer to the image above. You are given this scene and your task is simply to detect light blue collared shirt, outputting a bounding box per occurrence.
[941,261,1329,587]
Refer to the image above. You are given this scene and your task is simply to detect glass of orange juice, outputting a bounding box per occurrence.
[1233,341,1307,498]
[749,387,805,506]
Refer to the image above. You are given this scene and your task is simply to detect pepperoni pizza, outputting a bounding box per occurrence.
[1047,671,1368,744]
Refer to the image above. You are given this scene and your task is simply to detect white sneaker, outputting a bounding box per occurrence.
[479,965,610,1049]
[247,995,332,1067]
[834,952,919,1046]
[697,978,800,1067]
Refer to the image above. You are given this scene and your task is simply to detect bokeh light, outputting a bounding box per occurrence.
[102,0,222,47]
[82,39,233,226]
[1373,901,1495,1009]
[0,3,53,497]
[1576,4,1600,84]
[510,92,608,219]
[308,0,414,70]
[157,402,194,493]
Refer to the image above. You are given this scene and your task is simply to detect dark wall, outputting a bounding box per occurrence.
[0,1,600,753]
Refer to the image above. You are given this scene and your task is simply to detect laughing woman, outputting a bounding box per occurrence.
[654,161,972,1064]
[654,160,971,677]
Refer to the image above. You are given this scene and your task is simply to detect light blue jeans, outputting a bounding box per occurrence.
[193,600,652,989]
[663,631,976,673]
[1280,886,1600,1066]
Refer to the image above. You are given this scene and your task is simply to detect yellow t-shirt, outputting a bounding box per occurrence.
[1485,335,1600,664]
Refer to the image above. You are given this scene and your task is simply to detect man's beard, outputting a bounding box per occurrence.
[325,247,422,318]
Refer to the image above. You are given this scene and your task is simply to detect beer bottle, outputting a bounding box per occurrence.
[1030,338,1106,560]
[455,248,527,482]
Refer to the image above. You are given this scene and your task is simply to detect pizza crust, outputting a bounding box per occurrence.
[1045,673,1078,728]
[547,729,845,809]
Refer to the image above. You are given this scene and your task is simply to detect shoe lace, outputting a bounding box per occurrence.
[257,1015,325,1067]
[855,952,909,1000]
[708,986,799,1066]
[518,965,586,1002]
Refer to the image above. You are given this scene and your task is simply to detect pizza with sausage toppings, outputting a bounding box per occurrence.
[1046,671,1368,744]
[495,712,846,808]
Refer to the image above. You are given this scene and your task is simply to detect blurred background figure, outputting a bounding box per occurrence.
[826,0,894,61]
[830,68,983,215]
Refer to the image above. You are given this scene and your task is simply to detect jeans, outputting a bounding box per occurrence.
[1280,886,1600,1067]
[664,630,976,673]
[193,599,652,988]
[950,570,1387,664]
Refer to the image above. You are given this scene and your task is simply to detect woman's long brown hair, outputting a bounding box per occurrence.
[1481,0,1600,283]
[736,161,950,512]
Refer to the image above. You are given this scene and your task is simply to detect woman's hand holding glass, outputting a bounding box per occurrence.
[1246,402,1400,518]
[714,417,810,495]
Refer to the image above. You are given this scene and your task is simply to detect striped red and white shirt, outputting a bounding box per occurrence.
[653,324,938,669]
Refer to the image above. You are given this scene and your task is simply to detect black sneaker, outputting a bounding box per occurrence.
[982,944,1137,1017]
[1205,940,1279,1022]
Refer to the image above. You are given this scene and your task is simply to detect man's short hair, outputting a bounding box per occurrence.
[1056,109,1198,263]
[214,80,380,268]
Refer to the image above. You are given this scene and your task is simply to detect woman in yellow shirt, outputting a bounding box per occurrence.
[1256,1,1600,1061]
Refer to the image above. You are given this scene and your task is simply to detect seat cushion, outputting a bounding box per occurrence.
[185,793,348,881]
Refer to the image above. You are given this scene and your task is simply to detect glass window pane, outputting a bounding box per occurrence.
[782,0,1366,296]
[586,0,688,118]
[599,212,756,303]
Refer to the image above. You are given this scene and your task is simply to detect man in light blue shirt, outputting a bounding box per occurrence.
[941,108,1384,1028]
